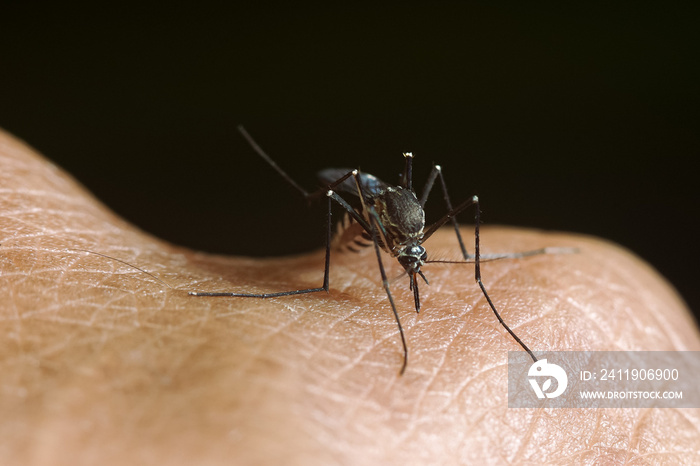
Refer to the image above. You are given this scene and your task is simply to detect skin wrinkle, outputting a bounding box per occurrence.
[407,306,479,421]
[625,407,653,463]
[272,300,350,376]
[2,128,700,464]
[402,371,487,449]
[511,406,545,464]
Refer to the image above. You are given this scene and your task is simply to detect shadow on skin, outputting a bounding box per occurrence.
[1,128,699,464]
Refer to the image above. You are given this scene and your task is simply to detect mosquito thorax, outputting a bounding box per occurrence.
[373,186,425,250]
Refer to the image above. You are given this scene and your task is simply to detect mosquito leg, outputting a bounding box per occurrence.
[418,165,439,207]
[347,171,409,374]
[422,195,478,242]
[326,188,408,374]
[400,152,414,191]
[472,197,538,363]
[196,128,363,298]
[367,208,409,375]
[478,247,579,261]
[419,166,565,264]
[419,164,469,259]
[327,188,371,232]
[188,195,333,297]
[426,247,579,265]
[421,193,538,361]
[237,125,310,197]
[238,125,360,202]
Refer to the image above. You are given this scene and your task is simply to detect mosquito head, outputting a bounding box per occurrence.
[397,245,428,275]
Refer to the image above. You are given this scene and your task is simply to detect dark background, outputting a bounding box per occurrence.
[2,4,698,318]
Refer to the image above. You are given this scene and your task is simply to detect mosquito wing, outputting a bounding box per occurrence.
[318,168,389,198]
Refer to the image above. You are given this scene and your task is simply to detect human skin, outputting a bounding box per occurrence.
[1,128,699,465]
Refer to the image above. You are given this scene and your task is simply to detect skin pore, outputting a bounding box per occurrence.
[1,128,699,465]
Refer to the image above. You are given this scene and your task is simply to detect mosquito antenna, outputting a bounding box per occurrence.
[67,248,173,290]
[237,125,310,198]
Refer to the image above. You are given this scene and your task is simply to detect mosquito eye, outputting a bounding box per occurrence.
[400,255,416,264]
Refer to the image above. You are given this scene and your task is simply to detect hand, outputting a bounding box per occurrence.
[2,128,698,464]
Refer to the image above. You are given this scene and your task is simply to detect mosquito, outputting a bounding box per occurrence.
[190,126,557,374]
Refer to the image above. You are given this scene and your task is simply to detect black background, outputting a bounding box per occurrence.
[2,4,698,319]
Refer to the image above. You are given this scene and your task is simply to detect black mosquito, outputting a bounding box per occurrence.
[190,126,554,375]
